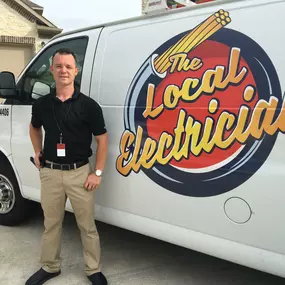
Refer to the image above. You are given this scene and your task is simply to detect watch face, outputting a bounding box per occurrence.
[95,170,102,176]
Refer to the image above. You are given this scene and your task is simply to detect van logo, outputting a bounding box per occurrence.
[116,10,283,197]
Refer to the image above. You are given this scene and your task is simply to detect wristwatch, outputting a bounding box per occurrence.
[95,169,103,177]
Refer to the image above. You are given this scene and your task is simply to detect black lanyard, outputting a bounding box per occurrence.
[52,101,72,143]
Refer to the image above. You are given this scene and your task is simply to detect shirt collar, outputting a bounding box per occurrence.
[51,86,80,102]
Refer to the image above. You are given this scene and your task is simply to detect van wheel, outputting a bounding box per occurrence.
[0,163,30,226]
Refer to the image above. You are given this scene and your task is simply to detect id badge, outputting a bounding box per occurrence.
[57,143,66,157]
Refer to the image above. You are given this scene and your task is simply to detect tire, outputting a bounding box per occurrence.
[0,159,31,226]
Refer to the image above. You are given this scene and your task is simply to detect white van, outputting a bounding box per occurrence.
[0,0,285,279]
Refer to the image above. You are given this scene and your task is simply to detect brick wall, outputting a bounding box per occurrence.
[0,0,38,39]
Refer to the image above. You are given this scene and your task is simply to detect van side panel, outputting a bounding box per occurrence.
[90,0,285,265]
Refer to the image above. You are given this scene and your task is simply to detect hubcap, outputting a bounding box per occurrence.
[0,175,15,214]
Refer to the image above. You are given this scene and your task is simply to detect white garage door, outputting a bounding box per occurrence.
[0,44,33,78]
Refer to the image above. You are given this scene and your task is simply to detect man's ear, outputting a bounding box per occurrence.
[75,67,79,76]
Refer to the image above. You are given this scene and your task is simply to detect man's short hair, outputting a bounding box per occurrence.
[52,48,77,65]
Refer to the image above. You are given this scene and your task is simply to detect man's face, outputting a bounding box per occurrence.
[50,53,78,87]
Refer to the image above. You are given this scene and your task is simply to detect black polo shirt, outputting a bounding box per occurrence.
[31,88,107,164]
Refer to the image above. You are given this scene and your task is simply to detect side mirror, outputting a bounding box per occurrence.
[0,72,18,99]
[32,81,50,100]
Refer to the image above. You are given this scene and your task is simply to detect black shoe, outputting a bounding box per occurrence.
[87,272,108,285]
[25,268,61,285]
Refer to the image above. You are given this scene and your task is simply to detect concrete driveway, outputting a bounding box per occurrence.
[0,205,284,285]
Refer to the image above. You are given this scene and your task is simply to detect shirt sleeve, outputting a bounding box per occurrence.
[31,100,43,128]
[87,99,107,136]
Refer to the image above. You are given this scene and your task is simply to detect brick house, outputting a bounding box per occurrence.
[0,0,62,77]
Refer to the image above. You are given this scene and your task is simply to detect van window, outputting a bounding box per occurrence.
[17,37,88,103]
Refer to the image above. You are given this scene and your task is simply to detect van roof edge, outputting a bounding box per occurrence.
[51,0,273,40]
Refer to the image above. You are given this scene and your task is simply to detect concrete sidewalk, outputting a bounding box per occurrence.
[0,207,284,285]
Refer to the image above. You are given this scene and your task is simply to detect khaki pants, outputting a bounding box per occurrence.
[39,163,101,276]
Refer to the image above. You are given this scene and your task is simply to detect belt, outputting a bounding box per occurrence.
[44,160,89,171]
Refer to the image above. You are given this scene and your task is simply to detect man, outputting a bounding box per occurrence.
[26,48,108,285]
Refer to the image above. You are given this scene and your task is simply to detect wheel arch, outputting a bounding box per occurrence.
[0,148,24,199]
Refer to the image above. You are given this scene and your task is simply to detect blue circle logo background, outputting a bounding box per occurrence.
[121,27,282,197]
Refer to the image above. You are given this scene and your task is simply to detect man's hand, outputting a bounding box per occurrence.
[34,151,42,169]
[84,173,102,191]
